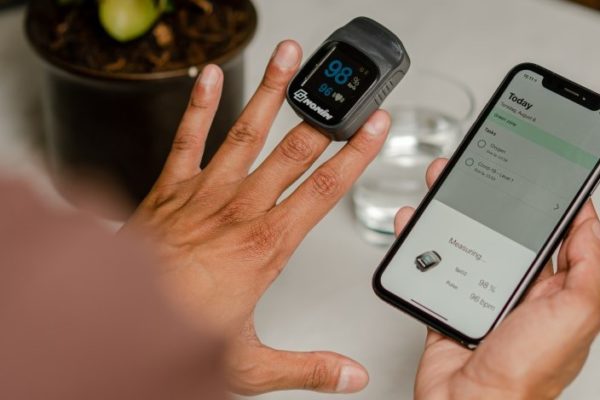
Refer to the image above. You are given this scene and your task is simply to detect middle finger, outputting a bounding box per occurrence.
[238,122,331,209]
[206,41,303,181]
[273,110,390,246]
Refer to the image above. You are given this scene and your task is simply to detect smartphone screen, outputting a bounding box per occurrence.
[374,64,600,344]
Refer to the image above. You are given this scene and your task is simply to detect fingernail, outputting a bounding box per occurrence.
[336,365,369,393]
[593,220,600,240]
[272,41,300,69]
[364,112,389,136]
[200,65,219,87]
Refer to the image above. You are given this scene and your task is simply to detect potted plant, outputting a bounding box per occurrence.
[25,0,257,212]
[0,0,26,10]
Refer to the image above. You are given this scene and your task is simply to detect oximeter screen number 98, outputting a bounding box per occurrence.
[321,60,354,90]
[325,61,353,82]
[298,42,378,125]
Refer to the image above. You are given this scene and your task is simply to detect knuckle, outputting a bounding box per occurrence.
[348,131,375,156]
[172,131,201,152]
[261,64,290,94]
[228,360,268,396]
[260,74,285,95]
[246,220,282,258]
[189,94,212,110]
[218,198,252,225]
[304,358,330,390]
[228,122,262,146]
[279,131,314,164]
[310,167,341,199]
[147,187,182,210]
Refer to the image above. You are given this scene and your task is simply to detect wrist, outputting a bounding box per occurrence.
[448,371,548,400]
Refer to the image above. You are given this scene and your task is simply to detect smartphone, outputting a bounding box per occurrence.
[373,63,600,348]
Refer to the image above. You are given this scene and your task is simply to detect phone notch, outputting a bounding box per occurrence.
[542,75,600,111]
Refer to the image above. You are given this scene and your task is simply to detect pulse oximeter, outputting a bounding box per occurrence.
[286,17,410,141]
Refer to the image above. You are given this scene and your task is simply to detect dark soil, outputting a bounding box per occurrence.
[27,0,255,74]
[569,0,600,9]
[0,0,27,10]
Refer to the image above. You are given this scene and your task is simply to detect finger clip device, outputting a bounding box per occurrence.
[286,17,410,141]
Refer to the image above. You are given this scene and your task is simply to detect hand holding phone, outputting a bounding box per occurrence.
[401,159,600,400]
[374,63,600,346]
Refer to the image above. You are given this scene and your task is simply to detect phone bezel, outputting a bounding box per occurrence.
[372,62,600,348]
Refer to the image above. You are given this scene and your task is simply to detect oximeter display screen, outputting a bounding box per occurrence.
[288,41,378,125]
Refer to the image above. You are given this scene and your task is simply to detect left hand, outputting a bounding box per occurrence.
[399,158,600,400]
[126,41,390,395]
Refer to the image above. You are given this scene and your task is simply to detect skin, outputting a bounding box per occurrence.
[126,40,385,395]
[127,40,600,397]
[399,159,600,400]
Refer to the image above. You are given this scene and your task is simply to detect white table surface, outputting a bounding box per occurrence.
[2,1,600,399]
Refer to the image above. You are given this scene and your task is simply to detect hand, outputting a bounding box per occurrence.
[126,41,391,395]
[396,158,600,400]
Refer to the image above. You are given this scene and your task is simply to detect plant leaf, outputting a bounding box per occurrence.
[161,0,175,12]
[99,0,164,42]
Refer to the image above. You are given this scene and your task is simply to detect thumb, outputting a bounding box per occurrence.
[243,346,369,394]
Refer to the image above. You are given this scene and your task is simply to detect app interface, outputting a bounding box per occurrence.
[381,70,600,338]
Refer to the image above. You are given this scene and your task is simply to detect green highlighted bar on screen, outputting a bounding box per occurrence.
[491,108,599,170]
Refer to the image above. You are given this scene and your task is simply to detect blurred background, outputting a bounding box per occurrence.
[1,0,600,399]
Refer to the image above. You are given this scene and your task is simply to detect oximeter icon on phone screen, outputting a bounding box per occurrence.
[415,251,442,272]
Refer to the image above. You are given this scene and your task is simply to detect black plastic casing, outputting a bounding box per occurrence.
[286,17,410,141]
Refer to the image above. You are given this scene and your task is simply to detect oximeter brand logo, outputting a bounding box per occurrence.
[293,89,309,102]
[293,89,334,121]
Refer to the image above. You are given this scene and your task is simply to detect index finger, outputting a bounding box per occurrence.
[157,65,223,185]
[563,218,600,310]
[569,200,598,231]
[557,200,598,272]
[425,158,448,188]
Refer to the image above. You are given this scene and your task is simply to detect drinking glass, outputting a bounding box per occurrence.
[353,69,475,245]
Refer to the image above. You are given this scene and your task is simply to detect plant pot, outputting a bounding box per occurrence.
[25,0,257,212]
[567,0,600,10]
[0,0,26,10]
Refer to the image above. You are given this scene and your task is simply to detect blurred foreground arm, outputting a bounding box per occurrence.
[0,179,227,400]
